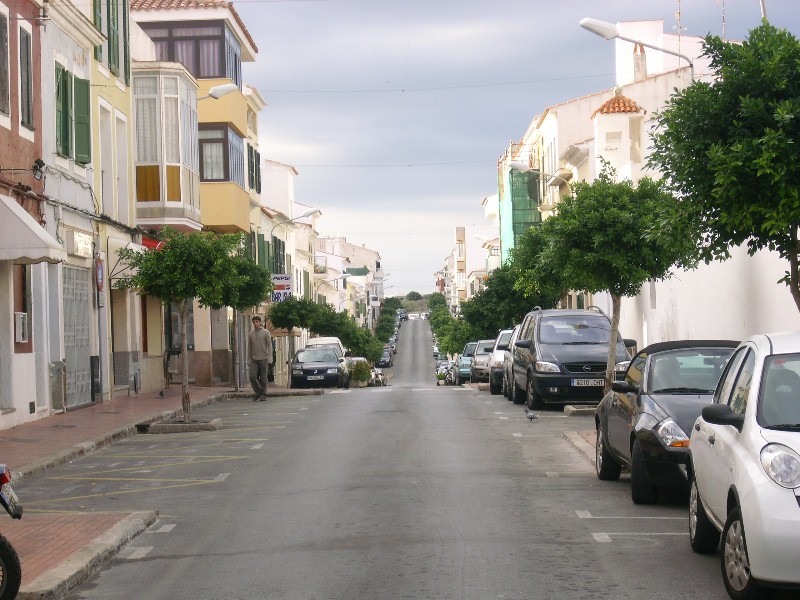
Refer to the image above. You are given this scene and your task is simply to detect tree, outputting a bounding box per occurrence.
[219,255,273,391]
[459,264,557,338]
[267,297,317,333]
[116,228,266,421]
[538,167,694,390]
[649,23,800,311]
[405,291,423,301]
[509,224,568,306]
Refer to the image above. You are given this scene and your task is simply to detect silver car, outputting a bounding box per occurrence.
[470,339,496,383]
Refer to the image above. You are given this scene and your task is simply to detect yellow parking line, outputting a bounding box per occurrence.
[25,479,223,504]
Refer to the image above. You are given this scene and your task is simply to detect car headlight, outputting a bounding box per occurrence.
[634,414,689,448]
[615,360,630,372]
[326,368,339,374]
[535,361,560,373]
[292,369,303,375]
[655,417,690,448]
[492,360,504,368]
[760,443,800,489]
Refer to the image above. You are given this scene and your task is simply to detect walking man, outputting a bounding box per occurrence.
[248,315,273,401]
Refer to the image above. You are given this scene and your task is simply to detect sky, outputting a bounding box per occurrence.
[235,0,800,297]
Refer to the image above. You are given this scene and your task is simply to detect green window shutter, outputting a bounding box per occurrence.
[108,0,119,74]
[255,150,261,193]
[257,233,265,267]
[122,0,130,84]
[93,0,103,61]
[55,65,64,154]
[74,78,91,164]
[66,71,73,158]
[247,145,254,189]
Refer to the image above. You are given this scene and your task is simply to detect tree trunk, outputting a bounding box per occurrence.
[180,299,191,423]
[604,293,622,394]
[789,227,800,314]
[232,310,240,392]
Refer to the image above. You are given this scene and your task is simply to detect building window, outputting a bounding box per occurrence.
[14,265,32,353]
[55,65,92,164]
[247,144,261,192]
[0,12,8,116]
[143,22,241,87]
[19,27,33,129]
[199,125,244,188]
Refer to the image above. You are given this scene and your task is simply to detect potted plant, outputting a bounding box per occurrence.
[351,360,372,388]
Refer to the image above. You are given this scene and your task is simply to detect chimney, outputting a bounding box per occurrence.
[633,43,647,82]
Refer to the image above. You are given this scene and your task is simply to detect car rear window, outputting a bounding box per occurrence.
[297,349,338,362]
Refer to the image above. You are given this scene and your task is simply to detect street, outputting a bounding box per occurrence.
[17,318,730,599]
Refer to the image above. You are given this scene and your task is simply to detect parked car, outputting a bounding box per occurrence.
[688,332,800,599]
[595,340,737,504]
[289,347,348,389]
[457,355,472,385]
[503,325,522,402]
[489,329,514,395]
[376,349,393,368]
[511,307,636,409]
[304,336,348,358]
[462,341,477,359]
[470,339,495,383]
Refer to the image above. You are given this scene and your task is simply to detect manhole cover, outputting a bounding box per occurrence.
[52,424,78,428]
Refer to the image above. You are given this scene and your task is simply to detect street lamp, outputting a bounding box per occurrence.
[580,17,695,81]
[269,208,321,239]
[314,273,350,296]
[197,83,240,101]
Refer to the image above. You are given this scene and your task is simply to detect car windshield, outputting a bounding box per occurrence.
[538,316,611,345]
[476,341,494,354]
[647,348,734,394]
[296,349,338,363]
[760,354,800,428]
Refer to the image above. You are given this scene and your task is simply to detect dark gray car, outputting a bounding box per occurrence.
[594,340,737,504]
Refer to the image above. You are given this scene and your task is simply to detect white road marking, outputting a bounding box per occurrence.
[328,390,351,394]
[153,524,176,533]
[299,407,308,411]
[125,546,154,559]
[494,412,504,415]
[499,416,508,420]
[592,532,688,543]
[512,433,522,437]
[576,510,684,520]
[214,473,230,482]
[593,533,612,543]
[251,443,264,449]
[546,472,559,478]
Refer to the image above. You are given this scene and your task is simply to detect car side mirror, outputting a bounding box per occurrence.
[515,339,532,349]
[497,344,509,351]
[611,381,637,394]
[701,404,745,431]
[624,339,637,351]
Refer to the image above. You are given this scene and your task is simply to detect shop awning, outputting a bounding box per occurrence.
[0,195,66,264]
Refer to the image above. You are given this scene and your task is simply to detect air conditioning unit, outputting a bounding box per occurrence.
[14,312,29,343]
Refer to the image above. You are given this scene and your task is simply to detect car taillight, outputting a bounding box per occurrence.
[0,465,11,485]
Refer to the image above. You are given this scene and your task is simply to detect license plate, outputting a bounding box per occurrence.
[307,375,324,381]
[572,378,604,387]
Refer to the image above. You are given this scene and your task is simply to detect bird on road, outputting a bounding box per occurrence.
[525,409,537,421]
[159,390,165,398]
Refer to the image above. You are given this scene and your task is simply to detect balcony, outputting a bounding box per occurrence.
[200,181,251,233]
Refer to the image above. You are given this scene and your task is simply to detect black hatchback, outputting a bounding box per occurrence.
[289,348,348,389]
[594,340,737,504]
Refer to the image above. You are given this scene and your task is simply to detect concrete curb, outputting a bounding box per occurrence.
[563,405,597,417]
[18,510,159,600]
[563,431,596,468]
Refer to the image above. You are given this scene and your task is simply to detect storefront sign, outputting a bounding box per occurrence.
[271,274,292,302]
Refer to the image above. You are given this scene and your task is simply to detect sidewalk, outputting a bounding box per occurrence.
[0,383,310,599]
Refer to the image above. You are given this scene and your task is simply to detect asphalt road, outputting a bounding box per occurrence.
[17,318,734,599]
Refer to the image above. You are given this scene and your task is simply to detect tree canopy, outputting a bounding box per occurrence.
[649,22,800,310]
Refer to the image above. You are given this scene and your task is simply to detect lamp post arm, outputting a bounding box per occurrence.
[616,34,695,81]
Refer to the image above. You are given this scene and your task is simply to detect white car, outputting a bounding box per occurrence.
[688,332,800,599]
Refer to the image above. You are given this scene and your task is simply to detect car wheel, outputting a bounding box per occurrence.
[489,376,501,395]
[595,425,621,481]
[526,376,544,410]
[344,376,350,390]
[630,438,659,504]
[689,477,719,554]
[511,377,525,404]
[721,507,772,600]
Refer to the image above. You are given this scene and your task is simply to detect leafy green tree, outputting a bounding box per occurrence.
[116,228,265,421]
[267,297,317,333]
[649,23,800,311]
[459,264,556,338]
[405,291,423,301]
[539,167,694,390]
[509,225,568,305]
[218,249,273,391]
[427,293,447,312]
